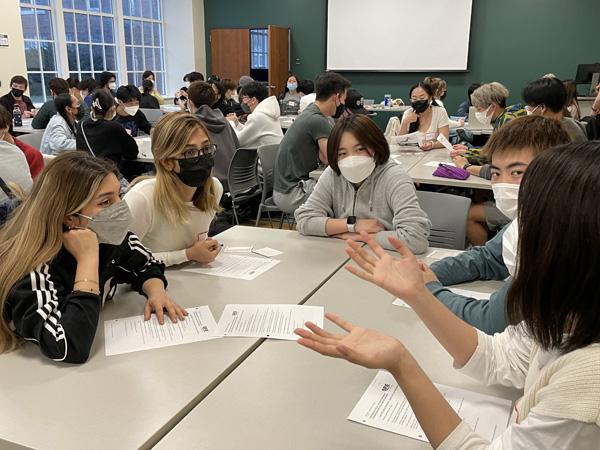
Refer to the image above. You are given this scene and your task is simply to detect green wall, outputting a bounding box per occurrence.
[204,0,599,114]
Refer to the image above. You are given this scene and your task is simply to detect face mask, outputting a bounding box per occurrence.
[108,82,117,91]
[124,105,139,116]
[502,219,519,277]
[492,183,519,220]
[77,201,132,246]
[287,82,298,91]
[11,88,24,98]
[411,100,430,114]
[338,155,376,184]
[241,101,252,114]
[176,155,214,188]
[475,105,493,125]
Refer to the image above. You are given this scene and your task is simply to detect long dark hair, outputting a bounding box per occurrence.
[408,82,439,133]
[54,93,75,133]
[507,141,600,353]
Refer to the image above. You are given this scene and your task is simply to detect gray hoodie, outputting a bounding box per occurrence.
[295,161,431,253]
[194,105,240,189]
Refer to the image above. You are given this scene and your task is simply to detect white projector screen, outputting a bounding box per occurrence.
[327,0,473,71]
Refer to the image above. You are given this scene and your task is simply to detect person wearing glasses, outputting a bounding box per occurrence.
[124,113,223,267]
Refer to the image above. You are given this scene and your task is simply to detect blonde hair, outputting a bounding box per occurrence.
[0,152,117,353]
[471,82,509,109]
[147,112,221,224]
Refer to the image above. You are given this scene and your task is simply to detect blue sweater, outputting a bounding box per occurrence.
[426,227,510,335]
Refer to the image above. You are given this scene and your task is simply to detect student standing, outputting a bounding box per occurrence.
[0,152,186,363]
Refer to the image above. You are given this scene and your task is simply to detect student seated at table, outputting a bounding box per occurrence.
[124,113,222,267]
[428,116,571,332]
[67,77,91,121]
[79,77,98,107]
[423,76,447,107]
[455,83,482,118]
[187,81,239,190]
[0,106,43,179]
[297,143,600,448]
[114,85,153,137]
[453,82,526,163]
[278,74,302,103]
[0,75,37,118]
[273,71,351,214]
[32,78,87,129]
[563,80,581,120]
[395,82,450,150]
[226,81,283,148]
[99,71,117,93]
[522,77,587,143]
[295,115,430,253]
[298,79,316,114]
[221,78,242,116]
[40,93,78,155]
[0,135,33,203]
[139,79,160,110]
[76,88,139,179]
[139,70,164,105]
[0,152,186,364]
[208,75,233,117]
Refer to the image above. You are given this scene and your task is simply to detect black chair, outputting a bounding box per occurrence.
[227,148,261,224]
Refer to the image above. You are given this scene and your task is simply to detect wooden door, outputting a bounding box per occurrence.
[210,29,250,81]
[267,26,290,97]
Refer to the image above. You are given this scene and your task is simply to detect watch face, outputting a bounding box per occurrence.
[347,215,357,225]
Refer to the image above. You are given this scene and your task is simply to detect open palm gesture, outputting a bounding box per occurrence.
[295,313,406,372]
[344,231,427,305]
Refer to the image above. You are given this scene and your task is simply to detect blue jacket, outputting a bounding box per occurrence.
[427,227,510,334]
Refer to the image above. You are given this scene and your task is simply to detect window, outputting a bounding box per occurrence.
[250,29,268,70]
[62,0,118,83]
[19,0,59,104]
[122,0,165,94]
[18,0,167,103]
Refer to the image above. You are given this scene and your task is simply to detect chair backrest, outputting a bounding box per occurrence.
[257,143,279,202]
[16,133,43,151]
[140,108,164,126]
[416,191,471,250]
[227,148,259,198]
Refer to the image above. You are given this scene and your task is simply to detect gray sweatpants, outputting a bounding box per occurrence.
[273,179,317,214]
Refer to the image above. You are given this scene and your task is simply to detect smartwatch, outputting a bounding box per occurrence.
[346,216,357,233]
[463,163,473,170]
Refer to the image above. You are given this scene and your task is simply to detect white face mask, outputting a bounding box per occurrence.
[492,183,519,220]
[108,82,117,90]
[124,105,139,116]
[338,155,376,184]
[475,105,493,125]
[502,219,519,277]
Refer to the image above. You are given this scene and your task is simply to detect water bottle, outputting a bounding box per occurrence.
[384,94,392,108]
[12,105,22,127]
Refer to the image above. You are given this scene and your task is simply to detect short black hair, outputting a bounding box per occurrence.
[239,82,268,103]
[66,77,80,89]
[315,72,351,101]
[99,71,116,87]
[184,71,204,82]
[522,77,567,113]
[10,75,28,89]
[298,79,314,95]
[49,78,70,96]
[142,70,155,80]
[115,84,141,102]
[468,82,482,97]
[78,77,98,92]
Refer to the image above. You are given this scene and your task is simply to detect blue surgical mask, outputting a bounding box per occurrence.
[287,82,298,91]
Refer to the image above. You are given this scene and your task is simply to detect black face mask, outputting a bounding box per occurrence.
[11,88,24,98]
[411,100,430,114]
[332,103,346,119]
[176,156,214,188]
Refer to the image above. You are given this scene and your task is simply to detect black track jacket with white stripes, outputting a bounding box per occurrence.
[4,232,167,364]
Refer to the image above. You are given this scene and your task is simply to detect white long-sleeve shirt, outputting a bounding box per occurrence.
[232,96,283,148]
[123,177,223,266]
[438,325,600,449]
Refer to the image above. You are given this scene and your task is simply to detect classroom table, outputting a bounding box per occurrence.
[153,248,518,450]
[12,118,43,135]
[408,149,492,190]
[280,115,296,129]
[0,226,352,450]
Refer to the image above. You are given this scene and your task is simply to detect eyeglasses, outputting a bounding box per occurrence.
[177,145,217,161]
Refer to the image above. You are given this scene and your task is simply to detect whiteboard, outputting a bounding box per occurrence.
[327,0,473,71]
